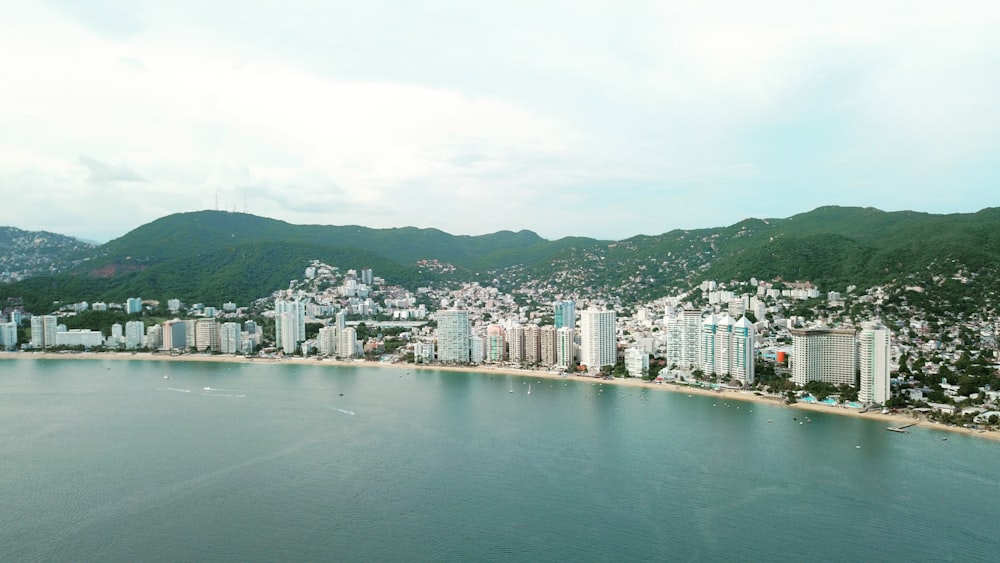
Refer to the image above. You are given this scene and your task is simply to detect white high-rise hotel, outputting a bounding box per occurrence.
[858,324,890,405]
[436,310,471,363]
[790,327,857,388]
[700,313,756,384]
[580,309,616,371]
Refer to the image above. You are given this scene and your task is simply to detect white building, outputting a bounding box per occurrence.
[55,329,104,349]
[338,327,358,358]
[580,309,616,372]
[275,300,307,354]
[124,321,145,350]
[220,322,242,355]
[664,306,703,370]
[858,324,890,404]
[413,341,435,363]
[791,327,857,387]
[700,313,756,384]
[436,310,471,363]
[624,346,649,378]
[556,327,575,369]
[30,315,58,349]
[0,321,17,350]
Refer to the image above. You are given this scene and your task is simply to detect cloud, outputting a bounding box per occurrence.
[1,1,1000,242]
[79,156,147,183]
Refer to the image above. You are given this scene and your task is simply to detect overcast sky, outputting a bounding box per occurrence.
[3,1,999,242]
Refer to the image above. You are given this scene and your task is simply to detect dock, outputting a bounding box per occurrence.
[887,422,919,433]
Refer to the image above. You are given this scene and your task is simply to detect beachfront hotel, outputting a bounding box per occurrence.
[790,327,858,387]
[699,313,756,384]
[858,324,890,404]
[436,310,471,363]
[580,309,616,371]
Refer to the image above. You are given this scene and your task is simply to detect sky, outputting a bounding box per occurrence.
[3,1,1000,243]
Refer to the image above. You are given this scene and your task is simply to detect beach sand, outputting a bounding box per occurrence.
[4,350,998,442]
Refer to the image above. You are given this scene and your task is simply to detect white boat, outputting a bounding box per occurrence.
[527,383,531,395]
[509,381,513,393]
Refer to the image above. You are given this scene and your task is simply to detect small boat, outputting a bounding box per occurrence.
[527,384,531,395]
[163,375,169,380]
[509,381,513,393]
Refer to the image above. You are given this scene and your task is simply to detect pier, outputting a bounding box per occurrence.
[887,422,919,433]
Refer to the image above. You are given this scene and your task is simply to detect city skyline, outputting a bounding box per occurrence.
[3,1,1000,242]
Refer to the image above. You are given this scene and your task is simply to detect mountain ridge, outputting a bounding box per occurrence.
[3,206,1000,313]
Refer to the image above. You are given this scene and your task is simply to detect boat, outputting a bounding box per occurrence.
[527,384,531,395]
[509,381,513,393]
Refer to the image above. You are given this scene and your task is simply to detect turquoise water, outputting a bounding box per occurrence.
[2,358,999,561]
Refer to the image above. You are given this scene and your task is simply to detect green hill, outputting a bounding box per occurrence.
[4,206,1000,314]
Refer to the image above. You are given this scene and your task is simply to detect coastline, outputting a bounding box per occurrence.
[3,350,998,442]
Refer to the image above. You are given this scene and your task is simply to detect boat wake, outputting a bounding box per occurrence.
[158,387,191,393]
[335,408,356,416]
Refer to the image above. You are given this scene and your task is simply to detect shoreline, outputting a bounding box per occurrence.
[3,351,998,442]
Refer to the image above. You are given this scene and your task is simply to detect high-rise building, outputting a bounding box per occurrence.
[126,297,143,315]
[624,346,649,378]
[0,321,17,351]
[508,324,526,364]
[580,309,616,372]
[699,312,718,375]
[554,300,576,330]
[317,326,339,356]
[524,324,541,365]
[436,310,471,363]
[30,315,58,349]
[220,322,242,354]
[790,327,857,387]
[858,325,890,404]
[339,327,358,358]
[731,316,756,384]
[161,319,187,351]
[556,327,575,369]
[486,324,506,363]
[145,324,162,350]
[469,335,485,364]
[195,319,220,352]
[540,325,557,366]
[700,313,756,384]
[124,321,145,350]
[275,300,307,354]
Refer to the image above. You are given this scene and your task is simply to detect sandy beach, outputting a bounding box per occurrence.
[4,350,998,442]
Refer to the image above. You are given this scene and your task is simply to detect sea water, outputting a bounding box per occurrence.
[2,358,998,561]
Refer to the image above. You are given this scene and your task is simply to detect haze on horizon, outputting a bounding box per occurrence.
[3,1,999,243]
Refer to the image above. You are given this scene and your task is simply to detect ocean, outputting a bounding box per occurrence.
[2,358,998,561]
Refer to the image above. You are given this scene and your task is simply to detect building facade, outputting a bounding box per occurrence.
[436,310,471,363]
[580,309,616,372]
[790,327,858,387]
[858,325,890,404]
